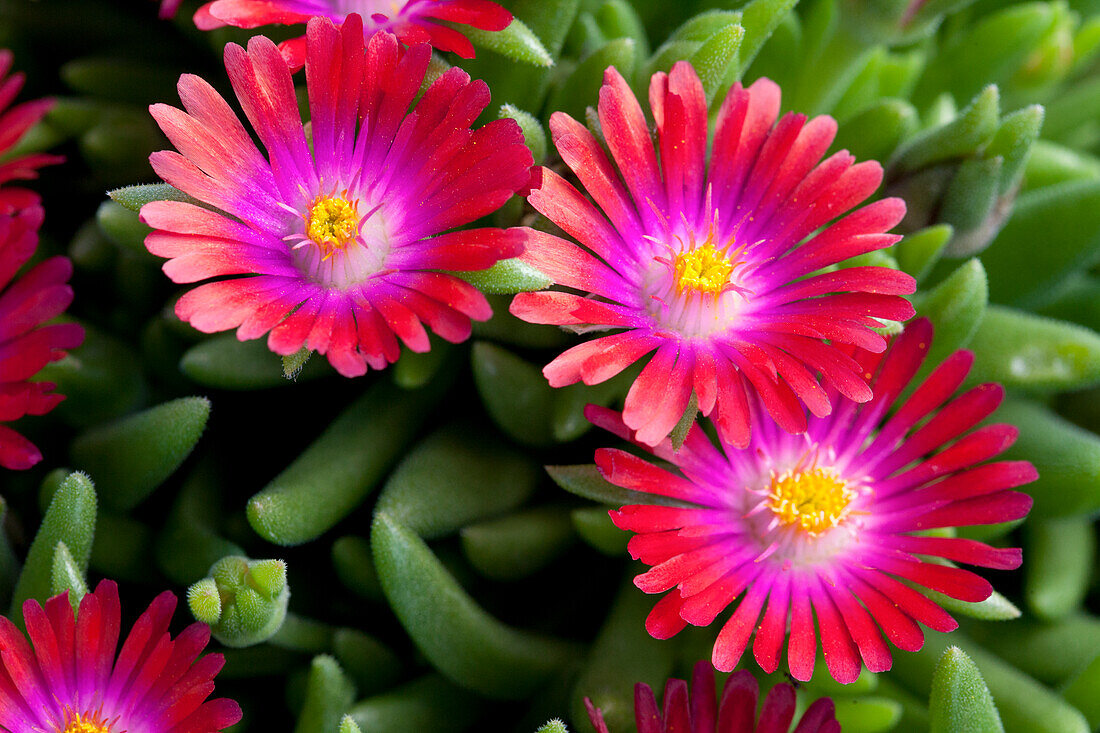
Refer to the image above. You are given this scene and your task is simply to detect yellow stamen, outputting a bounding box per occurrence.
[58,711,113,733]
[306,194,359,259]
[673,242,734,295]
[766,466,856,536]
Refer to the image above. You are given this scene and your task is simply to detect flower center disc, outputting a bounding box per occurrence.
[673,243,734,295]
[59,711,113,733]
[306,195,359,259]
[766,467,856,536]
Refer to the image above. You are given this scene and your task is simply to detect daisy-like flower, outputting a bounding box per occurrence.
[585,661,839,733]
[511,62,917,447]
[142,16,532,377]
[0,50,64,212]
[193,0,512,69]
[591,319,1035,683]
[0,205,83,470]
[0,579,241,731]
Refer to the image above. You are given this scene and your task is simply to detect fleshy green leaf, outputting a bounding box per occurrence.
[49,541,87,614]
[998,397,1100,518]
[1025,516,1094,620]
[471,342,556,447]
[461,507,574,581]
[890,632,1089,733]
[547,464,691,508]
[966,306,1100,392]
[892,86,1000,173]
[248,380,442,546]
[833,697,903,733]
[499,104,548,163]
[374,423,538,540]
[450,257,553,295]
[690,23,745,104]
[181,334,326,390]
[463,17,553,67]
[346,675,482,732]
[371,512,579,699]
[929,647,1005,733]
[293,655,355,733]
[547,38,637,122]
[912,258,987,388]
[834,98,920,163]
[570,577,675,732]
[70,396,210,511]
[927,587,1021,621]
[10,472,96,618]
[983,179,1100,308]
[107,182,198,212]
[896,224,952,283]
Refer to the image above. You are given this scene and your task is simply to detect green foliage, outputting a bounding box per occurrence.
[929,647,1005,733]
[70,397,210,511]
[10,472,97,619]
[187,555,290,648]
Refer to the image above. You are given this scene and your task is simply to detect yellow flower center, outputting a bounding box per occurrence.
[58,711,113,733]
[766,467,856,536]
[673,242,735,295]
[306,195,359,259]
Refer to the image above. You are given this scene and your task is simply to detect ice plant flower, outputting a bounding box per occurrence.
[142,16,532,377]
[0,49,63,211]
[0,579,242,731]
[193,0,512,69]
[511,62,917,447]
[0,205,83,470]
[591,319,1036,683]
[159,0,183,19]
[585,661,839,733]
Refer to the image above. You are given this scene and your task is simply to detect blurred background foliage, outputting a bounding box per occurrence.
[1,0,1100,730]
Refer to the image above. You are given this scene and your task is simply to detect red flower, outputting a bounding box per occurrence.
[586,661,839,733]
[511,62,915,448]
[193,0,512,69]
[0,50,63,211]
[0,580,241,731]
[0,205,82,470]
[593,319,1034,683]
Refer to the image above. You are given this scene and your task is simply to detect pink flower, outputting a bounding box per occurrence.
[0,50,63,212]
[0,205,83,470]
[143,17,532,377]
[159,0,184,19]
[511,62,917,447]
[193,0,512,69]
[0,579,241,731]
[586,662,839,733]
[592,319,1035,683]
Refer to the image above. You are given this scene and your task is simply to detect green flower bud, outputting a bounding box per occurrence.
[187,555,290,647]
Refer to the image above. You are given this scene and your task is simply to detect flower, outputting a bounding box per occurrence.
[159,0,183,19]
[193,0,512,69]
[585,661,839,733]
[591,318,1035,683]
[0,205,83,470]
[0,50,63,211]
[142,17,532,377]
[0,579,242,731]
[511,62,917,447]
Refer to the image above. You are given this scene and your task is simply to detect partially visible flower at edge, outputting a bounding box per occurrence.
[193,0,513,69]
[142,16,533,377]
[159,0,184,19]
[0,579,241,731]
[592,318,1035,683]
[511,62,916,448]
[586,661,839,733]
[0,49,64,212]
[0,206,82,470]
